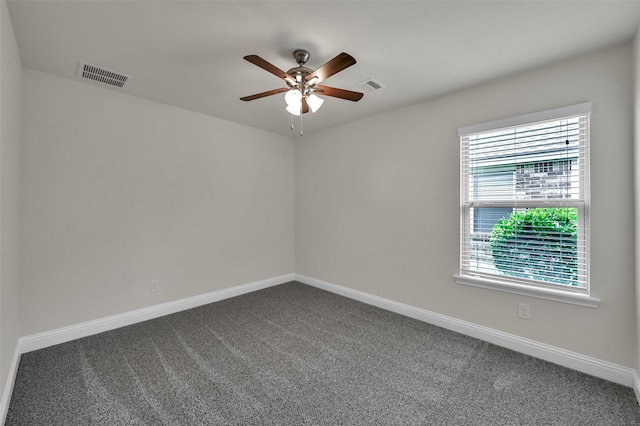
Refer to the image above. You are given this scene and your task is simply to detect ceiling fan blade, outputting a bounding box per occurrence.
[240,87,288,101]
[315,85,364,102]
[244,55,295,85]
[301,97,310,114]
[306,52,356,84]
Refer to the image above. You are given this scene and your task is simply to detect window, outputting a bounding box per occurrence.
[455,103,599,307]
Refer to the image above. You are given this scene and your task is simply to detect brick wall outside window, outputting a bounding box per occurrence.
[516,159,573,199]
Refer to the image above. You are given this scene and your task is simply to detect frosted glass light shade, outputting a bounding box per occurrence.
[286,104,301,116]
[285,89,302,107]
[306,94,324,113]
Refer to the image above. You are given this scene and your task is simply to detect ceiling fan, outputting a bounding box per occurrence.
[240,49,364,119]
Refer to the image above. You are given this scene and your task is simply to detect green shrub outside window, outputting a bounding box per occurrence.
[489,208,578,286]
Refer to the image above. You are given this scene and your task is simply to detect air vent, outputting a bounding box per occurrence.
[355,78,386,93]
[77,61,130,88]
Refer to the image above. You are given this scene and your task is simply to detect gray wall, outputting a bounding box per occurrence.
[19,69,295,335]
[0,0,22,403]
[296,44,636,367]
[634,25,640,374]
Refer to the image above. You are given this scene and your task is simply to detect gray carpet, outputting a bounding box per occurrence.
[6,281,640,425]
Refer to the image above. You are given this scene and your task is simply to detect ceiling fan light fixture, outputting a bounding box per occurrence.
[307,94,324,113]
[286,104,301,116]
[285,89,302,107]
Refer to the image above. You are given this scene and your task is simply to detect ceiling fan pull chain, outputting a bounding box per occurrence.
[290,113,294,131]
[300,106,303,136]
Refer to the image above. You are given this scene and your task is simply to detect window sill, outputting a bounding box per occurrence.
[454,274,600,308]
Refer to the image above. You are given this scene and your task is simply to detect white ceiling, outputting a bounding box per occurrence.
[7,0,640,137]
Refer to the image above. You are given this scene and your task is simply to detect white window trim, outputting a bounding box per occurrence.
[454,274,600,308]
[458,102,592,136]
[456,102,598,308]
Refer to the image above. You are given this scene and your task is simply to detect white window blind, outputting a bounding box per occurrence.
[459,103,591,295]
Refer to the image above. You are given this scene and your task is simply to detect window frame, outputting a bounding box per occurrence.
[454,103,600,308]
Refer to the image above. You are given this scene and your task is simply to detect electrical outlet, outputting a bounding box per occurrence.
[150,280,160,293]
[518,303,531,320]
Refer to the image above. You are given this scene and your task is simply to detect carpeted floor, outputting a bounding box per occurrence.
[6,281,640,425]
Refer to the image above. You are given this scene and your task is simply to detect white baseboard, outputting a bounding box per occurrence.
[18,273,294,354]
[0,345,21,425]
[295,273,637,388]
[633,371,640,406]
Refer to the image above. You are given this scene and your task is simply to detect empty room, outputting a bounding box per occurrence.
[2,0,640,424]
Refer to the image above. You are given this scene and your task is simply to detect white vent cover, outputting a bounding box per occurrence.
[77,61,130,88]
[355,78,386,93]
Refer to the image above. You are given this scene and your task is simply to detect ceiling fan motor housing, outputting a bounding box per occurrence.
[287,50,316,95]
[286,66,314,88]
